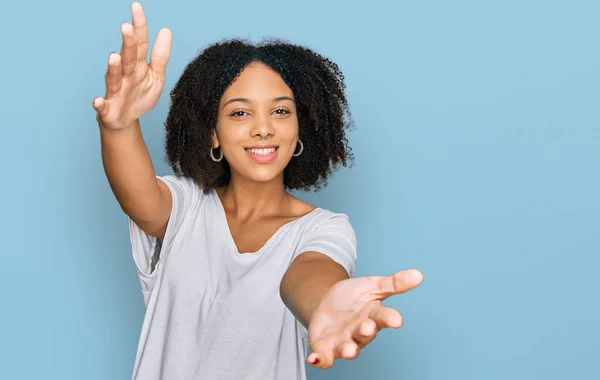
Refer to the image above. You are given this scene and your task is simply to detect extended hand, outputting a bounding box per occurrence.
[92,2,172,130]
[306,269,424,368]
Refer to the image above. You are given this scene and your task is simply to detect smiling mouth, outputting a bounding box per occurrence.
[244,147,279,156]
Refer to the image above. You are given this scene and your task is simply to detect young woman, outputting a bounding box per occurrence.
[92,2,423,379]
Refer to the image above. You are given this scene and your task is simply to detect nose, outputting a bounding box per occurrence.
[250,111,275,140]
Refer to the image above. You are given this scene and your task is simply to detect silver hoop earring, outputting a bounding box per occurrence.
[210,147,223,162]
[293,139,303,157]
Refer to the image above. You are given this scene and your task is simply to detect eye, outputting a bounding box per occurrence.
[230,109,248,117]
[273,107,291,115]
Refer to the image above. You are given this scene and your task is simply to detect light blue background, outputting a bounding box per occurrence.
[1,0,598,379]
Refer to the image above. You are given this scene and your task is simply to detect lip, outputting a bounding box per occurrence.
[244,144,278,149]
[244,145,279,163]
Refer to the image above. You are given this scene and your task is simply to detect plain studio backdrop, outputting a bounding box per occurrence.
[0,0,598,379]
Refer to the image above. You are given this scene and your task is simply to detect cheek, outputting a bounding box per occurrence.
[216,124,245,148]
[279,118,300,138]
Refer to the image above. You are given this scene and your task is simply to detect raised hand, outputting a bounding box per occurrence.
[306,269,424,368]
[92,2,172,130]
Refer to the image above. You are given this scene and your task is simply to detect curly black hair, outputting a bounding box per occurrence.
[164,38,354,192]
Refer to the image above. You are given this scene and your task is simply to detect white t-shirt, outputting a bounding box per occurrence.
[128,175,357,380]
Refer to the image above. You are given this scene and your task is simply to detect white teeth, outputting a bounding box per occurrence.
[246,147,277,155]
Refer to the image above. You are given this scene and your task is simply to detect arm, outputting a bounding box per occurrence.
[100,120,171,237]
[281,239,423,370]
[93,3,173,237]
[280,251,349,328]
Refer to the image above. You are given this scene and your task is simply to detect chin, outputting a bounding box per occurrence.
[236,166,285,184]
[249,171,283,183]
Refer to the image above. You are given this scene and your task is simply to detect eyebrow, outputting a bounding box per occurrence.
[222,96,295,108]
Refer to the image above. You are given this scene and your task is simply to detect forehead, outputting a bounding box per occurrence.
[221,62,293,102]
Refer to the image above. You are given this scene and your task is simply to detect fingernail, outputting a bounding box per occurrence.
[312,357,320,364]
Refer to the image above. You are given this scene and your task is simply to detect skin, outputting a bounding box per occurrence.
[92,1,424,370]
[213,62,317,254]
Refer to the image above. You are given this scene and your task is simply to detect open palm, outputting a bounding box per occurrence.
[92,2,171,130]
[307,269,424,368]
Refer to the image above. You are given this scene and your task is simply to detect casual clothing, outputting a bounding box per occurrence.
[128,175,357,379]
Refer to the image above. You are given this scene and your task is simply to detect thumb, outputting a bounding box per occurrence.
[93,97,109,117]
[375,269,423,299]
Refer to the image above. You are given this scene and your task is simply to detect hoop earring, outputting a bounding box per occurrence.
[210,147,223,162]
[293,139,303,157]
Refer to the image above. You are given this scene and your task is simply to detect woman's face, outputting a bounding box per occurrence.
[214,62,300,185]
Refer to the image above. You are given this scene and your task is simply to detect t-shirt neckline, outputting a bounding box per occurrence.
[210,189,320,257]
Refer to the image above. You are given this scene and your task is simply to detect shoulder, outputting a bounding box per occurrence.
[157,174,209,214]
[292,206,358,276]
[298,206,356,242]
[289,195,352,227]
[157,174,198,190]
[157,174,209,197]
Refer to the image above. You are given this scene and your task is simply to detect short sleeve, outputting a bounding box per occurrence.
[294,213,358,278]
[128,175,200,300]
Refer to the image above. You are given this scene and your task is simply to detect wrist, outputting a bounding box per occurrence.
[97,117,140,132]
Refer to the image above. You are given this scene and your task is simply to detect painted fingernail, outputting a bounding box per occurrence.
[312,357,320,364]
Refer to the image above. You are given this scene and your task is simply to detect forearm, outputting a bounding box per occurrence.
[280,253,349,328]
[100,120,164,223]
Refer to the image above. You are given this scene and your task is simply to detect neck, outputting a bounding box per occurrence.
[217,172,289,219]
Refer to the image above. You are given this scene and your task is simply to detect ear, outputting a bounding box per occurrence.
[211,129,220,149]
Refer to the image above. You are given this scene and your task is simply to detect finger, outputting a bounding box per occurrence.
[92,97,109,117]
[131,2,149,63]
[149,28,172,80]
[375,269,424,299]
[351,318,377,347]
[306,348,335,369]
[369,305,403,329]
[335,340,359,360]
[119,22,138,76]
[105,52,122,95]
